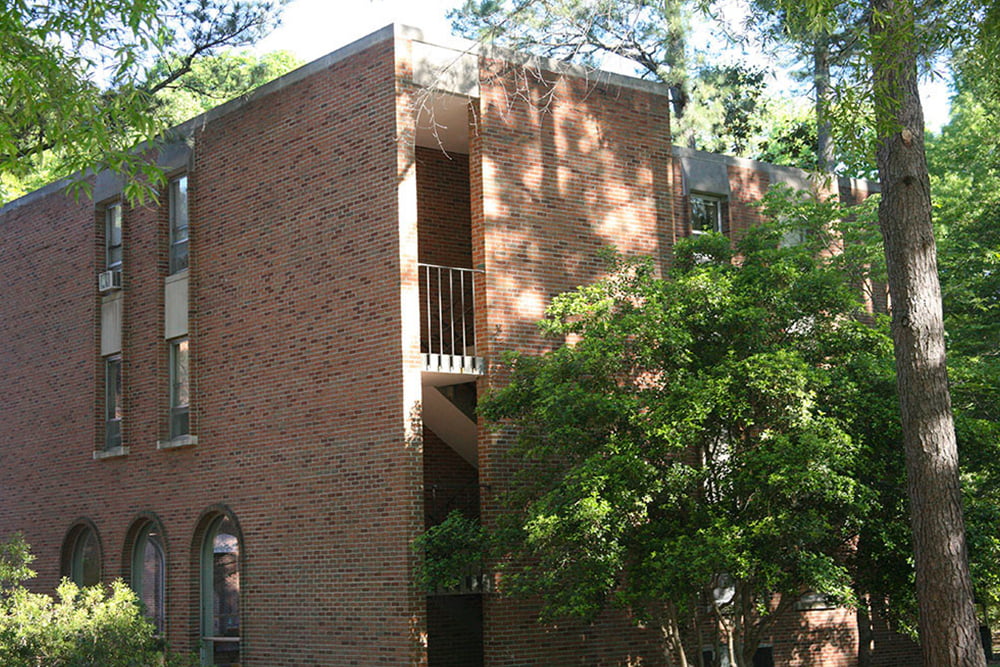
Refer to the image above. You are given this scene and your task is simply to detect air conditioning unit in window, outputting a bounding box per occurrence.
[98,270,122,293]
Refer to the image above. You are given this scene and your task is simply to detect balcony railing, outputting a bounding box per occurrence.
[419,263,484,374]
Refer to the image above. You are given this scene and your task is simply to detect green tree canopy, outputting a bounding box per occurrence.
[0,0,286,203]
[449,0,775,155]
[475,191,890,667]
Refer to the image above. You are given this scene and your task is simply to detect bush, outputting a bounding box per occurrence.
[0,533,194,666]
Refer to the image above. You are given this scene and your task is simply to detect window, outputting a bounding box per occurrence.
[169,176,189,274]
[106,203,123,271]
[752,646,774,667]
[131,522,166,634]
[169,338,189,439]
[63,524,102,587]
[691,193,725,234]
[201,515,241,666]
[700,645,774,667]
[105,355,122,449]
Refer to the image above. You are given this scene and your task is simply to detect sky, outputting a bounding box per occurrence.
[253,0,952,133]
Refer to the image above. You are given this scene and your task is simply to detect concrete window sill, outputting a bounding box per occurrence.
[93,446,130,460]
[157,435,198,450]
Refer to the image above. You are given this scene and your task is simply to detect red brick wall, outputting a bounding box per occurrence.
[0,35,424,665]
[726,163,770,242]
[473,59,675,665]
[0,187,98,584]
[417,148,472,268]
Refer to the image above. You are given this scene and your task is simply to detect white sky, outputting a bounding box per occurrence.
[254,0,952,133]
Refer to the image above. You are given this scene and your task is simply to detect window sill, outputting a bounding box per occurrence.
[157,434,198,450]
[94,446,130,460]
[165,268,189,284]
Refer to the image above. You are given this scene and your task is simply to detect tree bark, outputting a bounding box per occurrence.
[814,35,835,172]
[869,0,985,665]
[856,598,874,667]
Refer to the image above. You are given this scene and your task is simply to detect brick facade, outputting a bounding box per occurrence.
[0,24,909,667]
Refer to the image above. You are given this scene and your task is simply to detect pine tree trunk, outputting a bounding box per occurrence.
[814,35,835,172]
[869,0,985,665]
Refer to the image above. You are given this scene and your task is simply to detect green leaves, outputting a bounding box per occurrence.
[477,195,892,655]
[413,511,487,593]
[0,535,187,666]
[0,1,288,204]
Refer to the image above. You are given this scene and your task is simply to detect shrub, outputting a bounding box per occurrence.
[0,533,195,666]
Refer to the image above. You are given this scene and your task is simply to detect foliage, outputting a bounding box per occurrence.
[925,68,1000,632]
[0,0,287,204]
[0,581,164,666]
[680,63,770,155]
[478,192,889,666]
[0,534,195,666]
[152,49,303,126]
[0,534,35,592]
[450,0,689,87]
[753,103,818,171]
[449,0,774,154]
[413,511,487,592]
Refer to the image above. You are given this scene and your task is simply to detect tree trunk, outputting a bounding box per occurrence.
[869,0,985,665]
[661,603,691,667]
[856,599,874,667]
[814,35,835,172]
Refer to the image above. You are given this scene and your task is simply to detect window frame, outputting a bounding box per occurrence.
[690,192,726,235]
[105,202,123,271]
[169,337,190,439]
[131,521,166,635]
[104,354,123,450]
[62,523,102,587]
[200,514,242,666]
[168,175,189,274]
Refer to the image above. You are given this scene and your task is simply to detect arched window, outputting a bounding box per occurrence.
[200,514,241,666]
[62,523,102,587]
[131,521,166,634]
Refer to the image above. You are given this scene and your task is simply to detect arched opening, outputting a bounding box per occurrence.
[61,521,102,587]
[200,513,241,666]
[129,519,166,634]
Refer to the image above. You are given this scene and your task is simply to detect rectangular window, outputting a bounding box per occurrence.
[752,646,774,667]
[691,193,725,234]
[169,176,189,274]
[106,203,123,270]
[169,338,190,439]
[105,355,122,449]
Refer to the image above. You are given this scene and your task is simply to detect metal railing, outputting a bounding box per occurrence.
[419,264,483,366]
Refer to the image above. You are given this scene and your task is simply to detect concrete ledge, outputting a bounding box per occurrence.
[157,435,198,450]
[93,446,130,460]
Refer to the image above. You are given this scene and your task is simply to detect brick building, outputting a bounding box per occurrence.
[0,24,910,666]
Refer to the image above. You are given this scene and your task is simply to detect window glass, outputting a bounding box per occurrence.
[691,194,723,234]
[169,176,189,274]
[752,646,775,667]
[170,338,189,438]
[201,516,240,666]
[132,523,166,634]
[105,355,122,449]
[106,203,123,270]
[71,527,101,587]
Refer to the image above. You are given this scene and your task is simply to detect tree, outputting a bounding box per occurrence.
[152,49,303,126]
[474,195,891,667]
[743,0,865,171]
[0,534,192,666]
[0,0,286,203]
[867,0,985,661]
[925,49,1000,647]
[449,0,773,154]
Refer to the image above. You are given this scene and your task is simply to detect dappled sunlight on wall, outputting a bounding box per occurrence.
[472,56,676,666]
